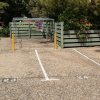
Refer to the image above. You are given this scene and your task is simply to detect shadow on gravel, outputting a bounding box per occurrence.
[40,41,53,43]
[95,50,100,52]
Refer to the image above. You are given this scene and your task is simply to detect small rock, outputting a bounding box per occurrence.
[3,79,9,82]
[84,76,88,79]
[77,76,83,79]
[10,78,17,82]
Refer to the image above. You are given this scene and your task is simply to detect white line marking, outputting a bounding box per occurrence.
[35,50,59,81]
[73,48,100,66]
[35,50,49,80]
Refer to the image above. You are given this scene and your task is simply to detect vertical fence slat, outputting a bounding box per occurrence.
[51,21,53,41]
[61,22,64,48]
[48,21,50,40]
[29,22,31,38]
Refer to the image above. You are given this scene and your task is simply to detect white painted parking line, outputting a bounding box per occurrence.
[35,50,59,81]
[73,48,100,66]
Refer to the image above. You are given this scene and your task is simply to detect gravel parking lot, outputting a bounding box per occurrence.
[0,37,100,100]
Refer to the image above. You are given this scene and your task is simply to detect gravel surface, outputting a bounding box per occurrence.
[0,37,100,100]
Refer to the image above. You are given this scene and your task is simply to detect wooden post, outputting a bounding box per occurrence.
[61,22,64,48]
[29,22,31,38]
[12,34,15,51]
[50,21,52,41]
[54,34,56,50]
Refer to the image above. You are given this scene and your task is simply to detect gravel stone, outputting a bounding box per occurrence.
[0,37,100,100]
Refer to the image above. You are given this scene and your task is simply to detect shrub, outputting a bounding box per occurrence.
[0,25,10,37]
[57,0,100,40]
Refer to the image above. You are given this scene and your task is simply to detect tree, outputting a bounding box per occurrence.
[0,0,32,26]
[0,2,9,15]
[35,0,90,21]
[29,0,47,18]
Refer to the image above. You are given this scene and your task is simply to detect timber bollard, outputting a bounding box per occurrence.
[54,34,56,50]
[12,34,15,51]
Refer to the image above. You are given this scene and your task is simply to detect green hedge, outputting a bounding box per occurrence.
[0,25,10,37]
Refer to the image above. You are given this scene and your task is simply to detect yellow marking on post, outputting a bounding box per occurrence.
[54,34,56,50]
[12,34,15,51]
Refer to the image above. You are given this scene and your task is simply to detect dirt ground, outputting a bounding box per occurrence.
[0,37,100,100]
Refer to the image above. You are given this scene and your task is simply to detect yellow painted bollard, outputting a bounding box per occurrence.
[54,34,56,50]
[12,34,15,51]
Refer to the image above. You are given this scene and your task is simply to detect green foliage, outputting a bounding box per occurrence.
[0,25,10,37]
[36,0,71,21]
[57,0,100,40]
[30,0,47,18]
[0,2,9,13]
[0,0,32,26]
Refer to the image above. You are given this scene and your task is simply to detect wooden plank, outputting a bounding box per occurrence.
[31,31,43,34]
[31,36,44,38]
[64,34,100,38]
[11,35,45,39]
[31,30,42,32]
[64,30,100,34]
[64,42,100,47]
[11,31,29,33]
[56,22,64,25]
[13,36,29,39]
[46,21,48,39]
[10,23,35,26]
[61,22,64,48]
[64,34,79,38]
[30,28,36,30]
[10,22,31,24]
[10,22,34,24]
[64,30,79,34]
[56,30,61,33]
[56,34,61,38]
[31,34,42,36]
[11,28,30,30]
[29,25,36,27]
[43,22,46,24]
[31,34,44,36]
[64,38,100,43]
[57,37,61,42]
[11,25,29,27]
[56,26,61,29]
[10,25,12,39]
[14,34,29,36]
[31,35,46,38]
[88,34,100,37]
[29,22,31,38]
[42,26,46,28]
[11,33,29,35]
